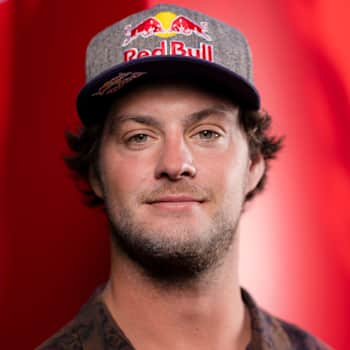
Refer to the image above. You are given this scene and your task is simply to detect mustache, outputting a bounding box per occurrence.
[138,182,214,203]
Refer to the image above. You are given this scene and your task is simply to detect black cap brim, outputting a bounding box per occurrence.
[77,55,260,126]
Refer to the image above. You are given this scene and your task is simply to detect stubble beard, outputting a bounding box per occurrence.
[105,201,241,287]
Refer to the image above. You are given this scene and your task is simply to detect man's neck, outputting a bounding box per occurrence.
[101,236,251,350]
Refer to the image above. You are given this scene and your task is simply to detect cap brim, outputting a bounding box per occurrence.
[77,56,260,125]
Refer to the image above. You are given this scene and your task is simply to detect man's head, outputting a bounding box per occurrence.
[88,78,265,283]
[65,5,283,283]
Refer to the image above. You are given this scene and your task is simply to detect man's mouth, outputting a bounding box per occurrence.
[145,195,206,211]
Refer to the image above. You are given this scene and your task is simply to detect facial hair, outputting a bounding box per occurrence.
[105,183,242,286]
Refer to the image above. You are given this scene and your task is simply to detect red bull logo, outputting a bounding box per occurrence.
[122,18,164,47]
[124,40,213,62]
[122,11,214,63]
[122,11,212,47]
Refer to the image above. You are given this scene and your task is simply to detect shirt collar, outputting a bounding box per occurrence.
[241,288,292,350]
[81,285,293,350]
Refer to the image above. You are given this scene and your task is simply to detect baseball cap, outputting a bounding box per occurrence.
[77,3,260,125]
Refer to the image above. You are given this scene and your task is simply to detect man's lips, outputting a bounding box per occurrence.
[145,195,206,211]
[145,195,206,204]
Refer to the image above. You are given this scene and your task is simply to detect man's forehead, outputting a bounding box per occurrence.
[107,104,239,130]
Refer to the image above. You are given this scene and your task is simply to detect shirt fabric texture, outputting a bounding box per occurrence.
[36,286,331,350]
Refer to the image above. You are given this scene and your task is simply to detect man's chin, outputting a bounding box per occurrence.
[108,218,236,286]
[130,223,211,243]
[112,231,219,285]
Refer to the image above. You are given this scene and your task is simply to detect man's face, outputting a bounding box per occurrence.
[91,81,264,283]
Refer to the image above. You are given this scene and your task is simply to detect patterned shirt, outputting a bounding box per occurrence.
[36,286,331,350]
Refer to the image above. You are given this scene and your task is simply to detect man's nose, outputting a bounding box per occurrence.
[154,136,196,180]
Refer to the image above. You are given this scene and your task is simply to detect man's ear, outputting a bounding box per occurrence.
[245,155,265,195]
[89,165,104,199]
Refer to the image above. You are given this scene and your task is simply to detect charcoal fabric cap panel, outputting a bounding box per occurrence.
[77,3,261,125]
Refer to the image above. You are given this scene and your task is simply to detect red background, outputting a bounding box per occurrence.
[0,1,349,349]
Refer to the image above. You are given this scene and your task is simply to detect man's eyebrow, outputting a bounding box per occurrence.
[107,114,162,134]
[183,104,237,128]
[107,104,237,133]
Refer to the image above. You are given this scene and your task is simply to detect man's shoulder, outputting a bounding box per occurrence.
[35,302,97,350]
[35,287,133,350]
[266,311,331,350]
[242,288,332,350]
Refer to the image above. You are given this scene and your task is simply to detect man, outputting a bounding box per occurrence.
[37,4,330,350]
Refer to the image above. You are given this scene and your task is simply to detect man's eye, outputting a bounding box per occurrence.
[198,130,220,139]
[127,133,149,143]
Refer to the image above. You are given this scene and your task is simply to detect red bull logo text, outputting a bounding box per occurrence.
[122,11,212,47]
[124,40,213,62]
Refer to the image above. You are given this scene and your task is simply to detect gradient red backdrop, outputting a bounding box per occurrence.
[0,0,349,349]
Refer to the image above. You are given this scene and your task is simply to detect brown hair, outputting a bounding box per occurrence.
[238,109,283,201]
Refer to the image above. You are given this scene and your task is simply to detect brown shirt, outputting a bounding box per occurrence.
[36,286,331,350]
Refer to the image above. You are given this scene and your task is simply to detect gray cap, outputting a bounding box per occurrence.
[77,3,260,125]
